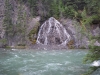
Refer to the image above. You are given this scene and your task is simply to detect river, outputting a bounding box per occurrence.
[0,49,98,75]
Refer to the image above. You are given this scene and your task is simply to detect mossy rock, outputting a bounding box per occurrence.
[67,40,75,49]
[32,39,36,44]
[14,46,26,49]
[28,22,40,44]
[17,44,26,46]
[5,46,11,49]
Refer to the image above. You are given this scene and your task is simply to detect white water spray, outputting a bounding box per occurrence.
[36,17,71,47]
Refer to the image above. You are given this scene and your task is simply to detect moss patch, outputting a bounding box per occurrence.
[14,46,26,49]
[28,22,40,44]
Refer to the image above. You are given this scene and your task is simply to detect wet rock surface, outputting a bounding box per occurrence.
[36,17,71,48]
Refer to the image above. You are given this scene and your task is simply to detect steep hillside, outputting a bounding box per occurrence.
[0,0,39,48]
[0,0,100,49]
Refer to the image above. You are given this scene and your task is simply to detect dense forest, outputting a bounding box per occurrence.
[19,0,100,22]
[0,0,100,74]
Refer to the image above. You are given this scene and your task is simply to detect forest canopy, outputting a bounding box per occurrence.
[17,0,100,21]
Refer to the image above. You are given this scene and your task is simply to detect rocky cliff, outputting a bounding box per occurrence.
[0,0,39,48]
[0,0,100,49]
[60,18,100,48]
[31,17,100,49]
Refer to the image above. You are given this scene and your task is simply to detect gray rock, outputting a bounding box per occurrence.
[36,17,71,49]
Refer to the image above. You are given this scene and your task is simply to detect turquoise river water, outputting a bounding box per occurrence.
[0,49,99,75]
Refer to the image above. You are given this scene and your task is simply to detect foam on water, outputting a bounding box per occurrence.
[91,60,100,67]
[0,49,99,75]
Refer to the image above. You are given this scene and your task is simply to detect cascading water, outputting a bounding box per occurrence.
[36,17,71,48]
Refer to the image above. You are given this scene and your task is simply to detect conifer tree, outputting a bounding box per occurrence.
[3,0,14,45]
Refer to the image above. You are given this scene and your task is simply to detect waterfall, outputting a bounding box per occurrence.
[36,17,71,47]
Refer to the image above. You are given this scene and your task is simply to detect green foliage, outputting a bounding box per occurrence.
[3,0,14,43]
[81,7,100,71]
[16,0,100,21]
[82,66,100,75]
[28,22,40,36]
[15,3,27,45]
[28,22,40,44]
[17,44,25,46]
[16,4,26,35]
[5,46,11,49]
[74,7,100,36]
[83,36,100,75]
[28,0,37,16]
[85,0,100,15]
[64,6,75,18]
[83,47,100,75]
[0,39,7,44]
[84,46,100,63]
[3,0,28,46]
[50,0,59,18]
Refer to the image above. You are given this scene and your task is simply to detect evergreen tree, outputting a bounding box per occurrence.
[84,41,100,75]
[27,0,37,16]
[16,3,27,45]
[3,0,14,45]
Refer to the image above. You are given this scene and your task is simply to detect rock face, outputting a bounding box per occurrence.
[0,0,31,47]
[0,0,99,49]
[60,18,100,48]
[36,17,71,48]
[60,19,90,48]
[0,0,5,47]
